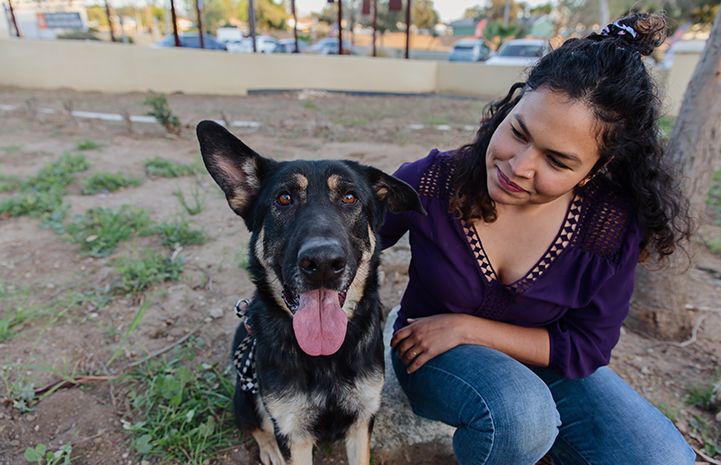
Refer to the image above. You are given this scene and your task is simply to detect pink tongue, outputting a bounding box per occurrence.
[292,289,348,356]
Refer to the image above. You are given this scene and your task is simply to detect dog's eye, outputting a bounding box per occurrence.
[341,193,358,205]
[275,192,293,206]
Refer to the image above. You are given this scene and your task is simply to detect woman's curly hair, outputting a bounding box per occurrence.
[449,12,692,263]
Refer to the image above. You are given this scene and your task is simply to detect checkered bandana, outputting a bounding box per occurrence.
[232,299,258,394]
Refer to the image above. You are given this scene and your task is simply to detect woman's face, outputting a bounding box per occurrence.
[486,88,602,209]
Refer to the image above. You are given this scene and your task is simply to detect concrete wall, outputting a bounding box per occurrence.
[436,62,529,98]
[0,37,703,116]
[0,38,437,96]
[663,41,705,116]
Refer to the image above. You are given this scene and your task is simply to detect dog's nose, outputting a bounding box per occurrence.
[297,239,347,287]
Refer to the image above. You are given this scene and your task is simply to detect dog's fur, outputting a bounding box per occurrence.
[196,121,424,465]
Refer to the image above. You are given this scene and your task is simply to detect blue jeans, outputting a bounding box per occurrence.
[392,344,695,465]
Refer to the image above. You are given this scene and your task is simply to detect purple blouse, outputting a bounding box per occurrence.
[380,149,643,379]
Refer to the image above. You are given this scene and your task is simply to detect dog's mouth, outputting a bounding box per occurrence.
[283,286,349,357]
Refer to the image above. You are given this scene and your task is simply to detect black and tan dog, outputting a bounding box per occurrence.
[196,121,424,465]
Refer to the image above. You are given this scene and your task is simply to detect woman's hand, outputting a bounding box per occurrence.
[390,314,471,374]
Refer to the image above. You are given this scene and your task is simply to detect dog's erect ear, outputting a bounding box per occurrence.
[196,120,276,227]
[364,166,426,216]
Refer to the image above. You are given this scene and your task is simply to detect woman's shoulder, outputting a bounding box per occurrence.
[572,177,642,264]
[394,149,457,200]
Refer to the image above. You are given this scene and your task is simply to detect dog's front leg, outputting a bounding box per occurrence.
[345,419,372,465]
[289,437,313,465]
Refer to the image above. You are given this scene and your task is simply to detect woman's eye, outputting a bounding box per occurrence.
[547,156,569,170]
[341,193,358,205]
[511,126,527,141]
[275,192,292,206]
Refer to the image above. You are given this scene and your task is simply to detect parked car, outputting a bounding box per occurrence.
[227,35,279,53]
[153,33,227,50]
[275,38,309,53]
[308,38,353,55]
[448,39,491,62]
[485,39,550,66]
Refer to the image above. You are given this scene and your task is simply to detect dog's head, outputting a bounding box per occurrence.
[197,121,424,357]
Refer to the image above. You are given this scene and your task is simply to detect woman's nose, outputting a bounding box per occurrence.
[509,147,536,179]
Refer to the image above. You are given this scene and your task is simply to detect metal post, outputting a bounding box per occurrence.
[196,0,204,48]
[291,0,299,53]
[248,0,257,52]
[404,0,411,59]
[372,0,377,57]
[104,0,116,42]
[337,0,343,55]
[7,0,21,37]
[169,0,180,46]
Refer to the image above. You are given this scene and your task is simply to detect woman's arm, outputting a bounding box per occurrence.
[391,313,550,374]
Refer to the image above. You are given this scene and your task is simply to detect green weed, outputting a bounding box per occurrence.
[658,115,675,139]
[76,139,100,151]
[0,174,21,192]
[24,443,73,465]
[174,186,204,215]
[113,251,184,295]
[655,402,679,422]
[0,153,88,222]
[706,236,721,255]
[0,366,35,413]
[154,219,206,248]
[1,144,22,153]
[144,92,181,135]
[235,247,250,271]
[302,101,318,110]
[686,380,718,411]
[123,346,238,463]
[0,189,65,220]
[81,172,142,195]
[0,303,46,343]
[144,157,195,178]
[707,169,721,225]
[66,206,153,257]
[22,153,89,193]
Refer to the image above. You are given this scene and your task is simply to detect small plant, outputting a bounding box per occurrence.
[123,347,238,463]
[144,92,181,135]
[24,443,73,465]
[0,365,36,413]
[707,169,721,225]
[76,139,100,151]
[235,247,250,271]
[655,402,679,422]
[174,186,205,215]
[144,157,195,178]
[154,219,206,248]
[0,174,21,192]
[706,236,721,255]
[686,380,717,411]
[113,250,184,295]
[1,144,22,153]
[66,206,153,257]
[81,172,142,195]
[0,189,65,220]
[22,153,89,193]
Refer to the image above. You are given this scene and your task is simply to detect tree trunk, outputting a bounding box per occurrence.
[628,9,721,340]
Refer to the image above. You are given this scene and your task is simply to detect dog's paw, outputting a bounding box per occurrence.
[252,429,285,465]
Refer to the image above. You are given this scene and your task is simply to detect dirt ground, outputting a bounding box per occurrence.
[0,87,719,465]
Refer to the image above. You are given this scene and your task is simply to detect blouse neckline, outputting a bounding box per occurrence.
[458,190,585,294]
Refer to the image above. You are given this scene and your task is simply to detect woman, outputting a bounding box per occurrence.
[383,12,696,465]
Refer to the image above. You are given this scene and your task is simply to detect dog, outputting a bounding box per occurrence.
[196,120,424,465]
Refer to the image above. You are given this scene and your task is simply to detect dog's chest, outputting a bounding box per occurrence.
[263,372,383,439]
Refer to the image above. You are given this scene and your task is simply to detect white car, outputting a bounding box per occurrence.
[227,35,279,54]
[485,39,550,66]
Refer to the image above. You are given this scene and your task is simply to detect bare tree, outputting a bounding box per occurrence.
[628,9,721,340]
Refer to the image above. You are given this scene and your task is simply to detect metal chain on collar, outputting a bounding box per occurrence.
[232,299,258,394]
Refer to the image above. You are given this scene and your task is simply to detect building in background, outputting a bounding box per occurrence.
[1,0,88,39]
